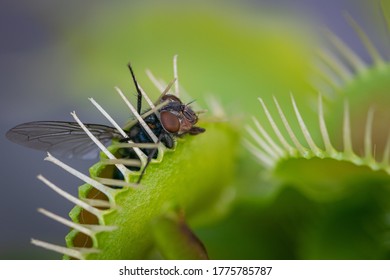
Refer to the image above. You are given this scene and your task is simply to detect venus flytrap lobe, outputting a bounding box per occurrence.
[247,95,390,201]
[247,4,390,202]
[24,57,238,259]
[32,174,109,259]
[317,5,390,158]
[313,6,390,99]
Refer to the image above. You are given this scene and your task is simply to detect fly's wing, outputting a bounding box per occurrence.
[6,121,123,159]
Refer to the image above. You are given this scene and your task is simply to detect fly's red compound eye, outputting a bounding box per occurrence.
[160,111,180,133]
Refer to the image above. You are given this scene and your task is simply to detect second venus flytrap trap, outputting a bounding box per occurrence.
[6,56,239,259]
[241,1,390,259]
[246,2,390,202]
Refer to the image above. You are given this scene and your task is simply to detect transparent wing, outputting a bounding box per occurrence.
[6,121,123,159]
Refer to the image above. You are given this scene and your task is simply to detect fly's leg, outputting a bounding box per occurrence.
[128,63,143,114]
[137,133,166,184]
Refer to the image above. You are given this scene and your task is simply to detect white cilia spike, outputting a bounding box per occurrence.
[318,94,337,155]
[364,107,375,162]
[205,95,225,118]
[112,142,160,149]
[342,101,355,157]
[146,69,165,92]
[345,13,385,68]
[88,97,127,137]
[146,71,171,98]
[308,75,337,100]
[314,58,343,90]
[37,208,117,237]
[246,125,278,159]
[92,177,139,188]
[317,48,353,83]
[252,117,284,157]
[173,54,180,97]
[114,86,167,165]
[325,29,367,73]
[258,98,295,155]
[71,111,130,178]
[45,153,117,198]
[37,174,103,219]
[114,87,159,144]
[81,198,111,208]
[273,96,309,157]
[140,99,169,119]
[382,133,390,166]
[381,0,390,36]
[100,158,142,167]
[243,138,274,167]
[160,78,177,98]
[342,101,363,167]
[31,239,100,260]
[128,77,172,126]
[147,65,195,108]
[88,97,146,162]
[123,99,170,131]
[290,94,323,157]
[345,14,384,66]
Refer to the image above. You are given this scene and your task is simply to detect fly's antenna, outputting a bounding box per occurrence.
[186,100,196,106]
[128,63,143,114]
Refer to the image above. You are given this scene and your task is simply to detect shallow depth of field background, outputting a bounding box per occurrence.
[0,0,387,259]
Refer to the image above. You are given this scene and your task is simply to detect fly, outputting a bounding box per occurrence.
[6,64,205,183]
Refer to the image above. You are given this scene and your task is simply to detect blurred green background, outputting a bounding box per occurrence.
[1,0,389,259]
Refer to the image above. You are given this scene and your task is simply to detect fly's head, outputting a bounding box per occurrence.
[159,94,205,136]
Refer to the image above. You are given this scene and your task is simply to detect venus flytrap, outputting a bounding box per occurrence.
[246,2,390,203]
[236,4,390,259]
[27,58,238,259]
[315,5,390,163]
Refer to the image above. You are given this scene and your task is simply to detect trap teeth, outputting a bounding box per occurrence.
[247,94,390,174]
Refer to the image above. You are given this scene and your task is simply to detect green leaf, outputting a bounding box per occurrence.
[65,121,239,259]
